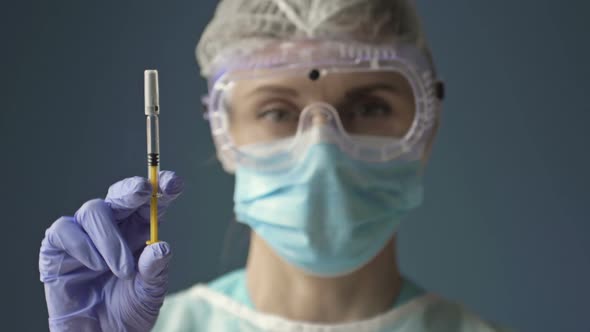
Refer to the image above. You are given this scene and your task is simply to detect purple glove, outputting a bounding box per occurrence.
[39,170,184,331]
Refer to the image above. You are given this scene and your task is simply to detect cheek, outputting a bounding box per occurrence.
[228,113,263,146]
[420,120,439,165]
[230,127,251,146]
[393,99,417,136]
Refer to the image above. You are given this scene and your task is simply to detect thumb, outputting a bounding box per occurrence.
[135,242,172,302]
[119,242,171,330]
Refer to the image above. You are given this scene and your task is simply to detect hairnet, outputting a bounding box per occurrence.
[196,0,434,78]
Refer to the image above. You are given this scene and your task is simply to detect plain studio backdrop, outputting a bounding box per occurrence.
[1,1,589,331]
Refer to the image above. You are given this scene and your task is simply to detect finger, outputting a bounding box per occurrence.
[39,216,107,281]
[105,176,152,220]
[158,170,185,199]
[74,199,135,279]
[137,170,184,221]
[137,242,172,288]
[121,242,172,325]
[119,213,151,255]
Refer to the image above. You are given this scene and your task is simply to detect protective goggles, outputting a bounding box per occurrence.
[204,41,443,172]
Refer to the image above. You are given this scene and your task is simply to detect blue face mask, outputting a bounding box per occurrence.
[234,143,424,277]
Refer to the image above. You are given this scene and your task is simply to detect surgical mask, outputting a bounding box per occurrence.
[234,125,424,277]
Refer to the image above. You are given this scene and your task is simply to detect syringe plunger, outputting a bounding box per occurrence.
[144,70,159,115]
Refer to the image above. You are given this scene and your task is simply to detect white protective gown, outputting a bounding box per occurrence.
[153,270,513,332]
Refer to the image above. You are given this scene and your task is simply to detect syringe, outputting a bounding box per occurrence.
[144,69,160,245]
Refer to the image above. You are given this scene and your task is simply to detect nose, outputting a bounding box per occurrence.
[296,102,344,146]
[302,103,337,128]
[311,111,329,127]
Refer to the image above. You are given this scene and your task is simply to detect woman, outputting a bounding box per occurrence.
[39,0,512,331]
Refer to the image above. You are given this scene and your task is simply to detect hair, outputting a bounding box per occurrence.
[196,0,434,78]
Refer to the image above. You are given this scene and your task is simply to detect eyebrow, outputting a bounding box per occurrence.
[344,83,398,99]
[245,85,299,98]
[243,82,398,99]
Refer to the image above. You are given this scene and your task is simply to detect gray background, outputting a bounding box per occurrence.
[2,1,589,331]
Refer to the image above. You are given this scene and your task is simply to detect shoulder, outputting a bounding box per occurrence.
[412,295,515,332]
[151,284,208,332]
[399,277,514,332]
[152,270,249,332]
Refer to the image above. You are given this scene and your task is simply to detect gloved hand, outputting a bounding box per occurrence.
[39,170,184,332]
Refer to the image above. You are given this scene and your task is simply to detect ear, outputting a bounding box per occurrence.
[201,94,210,120]
[420,80,444,167]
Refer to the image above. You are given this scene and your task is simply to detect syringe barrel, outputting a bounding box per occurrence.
[146,115,160,165]
[145,69,160,168]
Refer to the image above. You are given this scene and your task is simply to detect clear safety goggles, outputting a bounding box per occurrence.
[205,41,443,172]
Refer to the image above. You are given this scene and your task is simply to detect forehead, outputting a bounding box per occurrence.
[228,69,414,101]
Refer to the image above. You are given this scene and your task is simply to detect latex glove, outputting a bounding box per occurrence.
[39,170,184,332]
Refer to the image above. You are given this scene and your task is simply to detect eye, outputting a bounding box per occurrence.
[347,99,393,119]
[257,107,299,123]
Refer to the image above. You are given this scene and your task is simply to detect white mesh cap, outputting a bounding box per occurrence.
[196,0,434,78]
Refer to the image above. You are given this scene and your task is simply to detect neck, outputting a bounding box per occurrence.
[245,232,402,323]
